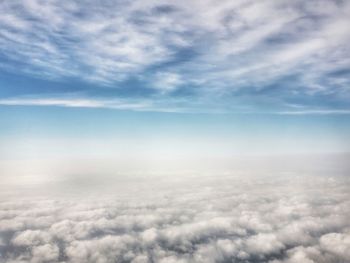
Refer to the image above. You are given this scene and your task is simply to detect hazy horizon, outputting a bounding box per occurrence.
[1,0,350,262]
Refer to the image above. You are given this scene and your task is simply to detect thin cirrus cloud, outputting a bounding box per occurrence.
[0,98,153,110]
[0,0,350,112]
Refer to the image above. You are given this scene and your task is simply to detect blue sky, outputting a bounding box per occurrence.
[1,105,349,160]
[0,0,350,159]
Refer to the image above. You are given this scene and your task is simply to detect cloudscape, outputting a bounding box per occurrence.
[0,0,350,113]
[0,0,350,262]
[0,158,350,263]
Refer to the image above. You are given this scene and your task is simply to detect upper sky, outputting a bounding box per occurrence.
[0,0,350,113]
[1,0,350,162]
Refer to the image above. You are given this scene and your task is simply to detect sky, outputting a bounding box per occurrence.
[1,1,350,263]
[0,0,350,162]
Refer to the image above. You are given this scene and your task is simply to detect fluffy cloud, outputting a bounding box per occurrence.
[0,173,349,262]
[31,244,59,263]
[320,232,350,260]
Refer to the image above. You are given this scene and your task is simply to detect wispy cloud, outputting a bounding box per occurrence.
[0,0,349,112]
[2,97,350,115]
[0,98,152,111]
[277,109,350,115]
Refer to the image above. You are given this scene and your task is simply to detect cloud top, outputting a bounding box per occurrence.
[0,172,349,262]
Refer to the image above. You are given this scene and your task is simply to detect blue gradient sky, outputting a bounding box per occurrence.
[1,105,349,161]
[0,0,350,160]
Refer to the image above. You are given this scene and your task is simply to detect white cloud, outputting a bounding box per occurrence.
[31,244,59,263]
[319,232,350,260]
[12,230,52,247]
[0,0,349,104]
[276,109,350,115]
[152,72,183,92]
[0,98,104,108]
[245,233,285,255]
[0,169,349,262]
[0,97,153,111]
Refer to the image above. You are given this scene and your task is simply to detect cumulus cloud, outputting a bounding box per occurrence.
[0,172,349,262]
[320,232,350,260]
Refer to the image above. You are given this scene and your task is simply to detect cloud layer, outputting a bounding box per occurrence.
[0,172,349,262]
[0,0,350,112]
